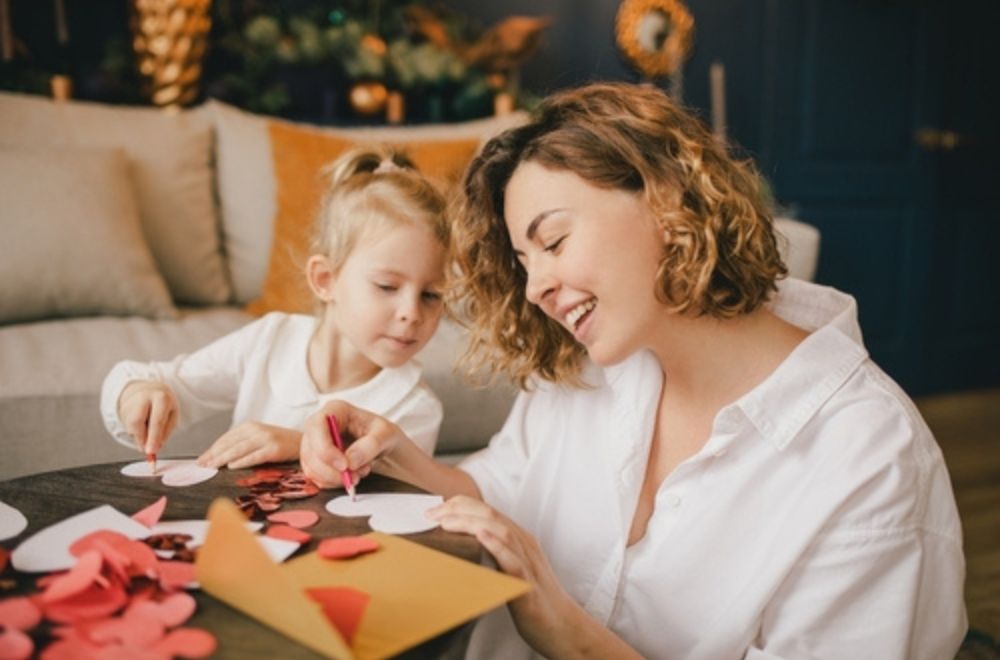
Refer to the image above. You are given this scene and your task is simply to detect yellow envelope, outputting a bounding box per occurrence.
[196,498,529,659]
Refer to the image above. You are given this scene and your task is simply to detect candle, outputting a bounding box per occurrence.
[494,92,515,116]
[386,91,405,124]
[54,0,69,45]
[710,61,726,138]
[1,0,13,62]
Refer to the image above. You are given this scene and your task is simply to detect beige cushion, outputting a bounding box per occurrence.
[0,145,177,323]
[0,91,231,305]
[207,99,529,303]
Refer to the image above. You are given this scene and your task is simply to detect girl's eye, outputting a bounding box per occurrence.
[375,283,397,293]
[543,236,566,253]
[421,291,442,303]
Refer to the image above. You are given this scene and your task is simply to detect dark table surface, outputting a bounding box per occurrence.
[0,461,482,659]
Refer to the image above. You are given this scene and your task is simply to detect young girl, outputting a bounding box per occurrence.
[101,145,448,470]
[300,83,965,658]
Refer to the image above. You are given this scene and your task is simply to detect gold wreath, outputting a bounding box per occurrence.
[615,0,694,79]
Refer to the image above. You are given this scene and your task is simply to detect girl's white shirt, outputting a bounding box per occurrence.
[459,278,966,660]
[101,312,442,456]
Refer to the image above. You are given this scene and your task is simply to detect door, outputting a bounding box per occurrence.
[743,0,998,394]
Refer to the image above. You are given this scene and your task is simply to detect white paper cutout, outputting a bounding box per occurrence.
[0,499,28,542]
[121,459,218,487]
[11,505,151,573]
[325,493,443,535]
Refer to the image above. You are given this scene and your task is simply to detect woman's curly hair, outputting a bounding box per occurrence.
[450,82,787,388]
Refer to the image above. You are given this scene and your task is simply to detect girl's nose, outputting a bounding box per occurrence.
[398,295,422,323]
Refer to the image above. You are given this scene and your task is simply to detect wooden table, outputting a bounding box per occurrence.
[0,461,482,658]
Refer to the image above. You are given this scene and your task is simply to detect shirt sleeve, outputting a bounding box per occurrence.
[387,381,443,456]
[100,316,267,450]
[746,449,966,660]
[458,388,537,511]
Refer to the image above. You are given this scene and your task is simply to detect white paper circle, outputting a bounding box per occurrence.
[325,493,442,535]
[121,459,190,477]
[0,499,28,541]
[160,463,218,487]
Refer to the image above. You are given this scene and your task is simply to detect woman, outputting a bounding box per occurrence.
[301,82,966,659]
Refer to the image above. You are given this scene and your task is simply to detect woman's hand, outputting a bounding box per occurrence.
[426,496,586,656]
[300,400,406,488]
[197,422,301,469]
[118,380,178,456]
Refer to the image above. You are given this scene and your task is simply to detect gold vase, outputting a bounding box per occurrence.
[130,0,212,108]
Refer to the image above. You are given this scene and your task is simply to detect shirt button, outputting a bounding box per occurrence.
[713,448,729,458]
[663,492,682,508]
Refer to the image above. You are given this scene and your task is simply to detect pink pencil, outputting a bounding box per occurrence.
[325,414,356,501]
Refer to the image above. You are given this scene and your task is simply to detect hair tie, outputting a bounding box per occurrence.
[373,159,403,175]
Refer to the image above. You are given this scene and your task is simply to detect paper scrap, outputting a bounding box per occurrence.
[11,505,151,573]
[325,493,443,535]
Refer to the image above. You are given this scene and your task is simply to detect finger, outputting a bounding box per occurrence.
[198,427,241,467]
[124,400,151,449]
[227,446,273,470]
[145,394,173,454]
[300,452,344,489]
[341,413,402,472]
[303,408,348,470]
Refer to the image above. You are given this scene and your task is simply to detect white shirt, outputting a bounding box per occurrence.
[101,312,442,456]
[460,279,966,660]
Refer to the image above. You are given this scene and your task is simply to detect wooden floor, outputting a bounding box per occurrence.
[916,388,1000,644]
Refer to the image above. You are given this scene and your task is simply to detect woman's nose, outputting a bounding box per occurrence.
[524,258,557,306]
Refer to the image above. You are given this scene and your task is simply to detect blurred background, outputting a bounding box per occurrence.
[1,0,997,397]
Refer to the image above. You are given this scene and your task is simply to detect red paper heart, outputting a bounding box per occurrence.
[317,536,381,560]
[305,586,370,645]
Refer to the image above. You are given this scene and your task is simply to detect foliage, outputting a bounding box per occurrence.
[204,1,495,121]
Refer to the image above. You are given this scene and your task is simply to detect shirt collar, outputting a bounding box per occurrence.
[267,315,422,409]
[733,278,869,451]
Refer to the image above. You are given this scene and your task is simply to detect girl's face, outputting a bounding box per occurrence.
[504,161,667,367]
[329,222,446,369]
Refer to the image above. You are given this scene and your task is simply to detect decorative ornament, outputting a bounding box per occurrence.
[615,0,694,80]
[349,81,388,116]
[130,0,212,108]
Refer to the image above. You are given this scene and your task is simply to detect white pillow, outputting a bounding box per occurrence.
[206,99,528,303]
[0,91,231,305]
[0,145,177,323]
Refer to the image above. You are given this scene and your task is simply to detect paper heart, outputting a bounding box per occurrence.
[325,493,443,535]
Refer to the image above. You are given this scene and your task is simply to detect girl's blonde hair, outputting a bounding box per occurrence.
[312,145,448,275]
[451,82,787,387]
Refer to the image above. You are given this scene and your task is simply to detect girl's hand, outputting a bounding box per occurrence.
[197,422,301,469]
[300,400,405,488]
[118,380,178,457]
[426,496,583,656]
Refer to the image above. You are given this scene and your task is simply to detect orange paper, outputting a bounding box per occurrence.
[196,499,528,659]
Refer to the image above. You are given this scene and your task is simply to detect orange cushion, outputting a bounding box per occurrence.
[246,121,480,315]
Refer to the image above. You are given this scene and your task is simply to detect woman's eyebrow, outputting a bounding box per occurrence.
[525,209,566,240]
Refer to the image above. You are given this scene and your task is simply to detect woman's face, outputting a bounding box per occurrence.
[504,161,667,366]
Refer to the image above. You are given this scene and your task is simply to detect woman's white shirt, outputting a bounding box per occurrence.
[459,278,966,660]
[101,312,442,456]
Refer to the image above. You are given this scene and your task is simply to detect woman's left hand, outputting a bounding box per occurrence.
[427,496,582,655]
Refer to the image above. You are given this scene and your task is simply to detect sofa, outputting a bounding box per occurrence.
[0,90,819,482]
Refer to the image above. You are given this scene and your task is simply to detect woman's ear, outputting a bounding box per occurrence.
[306,254,336,302]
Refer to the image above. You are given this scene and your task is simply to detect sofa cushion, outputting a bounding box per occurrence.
[246,120,481,315]
[0,307,252,481]
[206,99,528,304]
[0,91,230,305]
[0,145,176,324]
